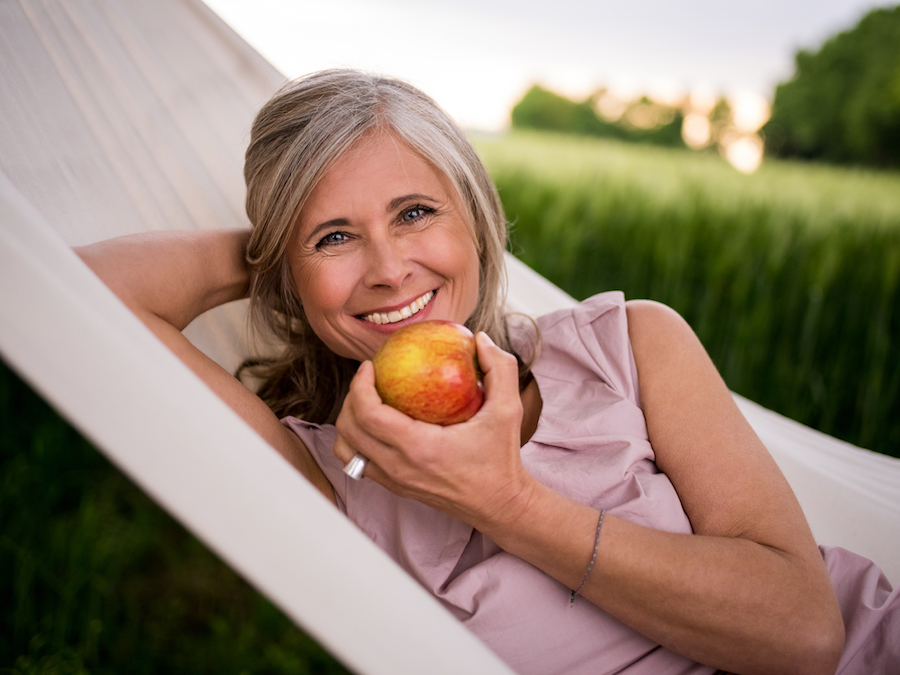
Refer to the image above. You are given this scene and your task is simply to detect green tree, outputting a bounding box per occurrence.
[510,85,685,148]
[764,5,900,167]
[511,85,624,138]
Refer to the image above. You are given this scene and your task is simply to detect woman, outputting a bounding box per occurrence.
[76,69,897,675]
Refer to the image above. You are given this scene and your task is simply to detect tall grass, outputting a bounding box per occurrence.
[475,130,900,458]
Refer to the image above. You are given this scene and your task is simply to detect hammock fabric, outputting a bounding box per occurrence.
[1,1,898,673]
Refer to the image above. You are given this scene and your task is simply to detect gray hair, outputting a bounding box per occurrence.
[240,69,513,422]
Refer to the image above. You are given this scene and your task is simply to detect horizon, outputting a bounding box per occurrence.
[203,0,894,134]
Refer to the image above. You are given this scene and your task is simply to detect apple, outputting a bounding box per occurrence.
[372,320,484,425]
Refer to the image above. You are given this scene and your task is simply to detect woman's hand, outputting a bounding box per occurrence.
[333,332,537,530]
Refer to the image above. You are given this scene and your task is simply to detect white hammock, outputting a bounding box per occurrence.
[0,1,897,673]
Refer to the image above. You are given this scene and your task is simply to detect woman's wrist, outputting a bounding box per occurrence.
[472,467,542,537]
[202,228,253,310]
[469,475,605,595]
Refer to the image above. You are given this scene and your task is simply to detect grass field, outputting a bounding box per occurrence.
[2,130,899,672]
[475,130,900,459]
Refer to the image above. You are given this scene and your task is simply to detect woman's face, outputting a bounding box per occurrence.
[288,130,481,362]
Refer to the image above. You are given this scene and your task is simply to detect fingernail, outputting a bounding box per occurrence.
[477,331,495,346]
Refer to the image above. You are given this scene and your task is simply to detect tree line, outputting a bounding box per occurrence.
[509,5,900,169]
[763,4,900,168]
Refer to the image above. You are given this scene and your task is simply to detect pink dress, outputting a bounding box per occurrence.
[283,292,899,674]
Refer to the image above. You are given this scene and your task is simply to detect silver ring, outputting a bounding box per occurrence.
[342,453,368,480]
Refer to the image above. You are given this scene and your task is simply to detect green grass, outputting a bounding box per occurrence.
[474,130,900,458]
[0,361,349,675]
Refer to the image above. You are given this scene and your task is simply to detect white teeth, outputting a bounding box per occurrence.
[362,290,433,325]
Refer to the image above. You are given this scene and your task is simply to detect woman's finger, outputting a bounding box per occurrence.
[348,360,380,406]
[332,426,358,465]
[335,359,412,464]
[475,331,522,411]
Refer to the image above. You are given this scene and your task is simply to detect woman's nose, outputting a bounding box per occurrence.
[363,238,412,289]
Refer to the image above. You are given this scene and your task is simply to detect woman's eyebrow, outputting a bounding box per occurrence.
[304,218,348,243]
[387,193,439,211]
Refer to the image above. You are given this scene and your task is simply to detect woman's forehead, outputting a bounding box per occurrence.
[305,132,458,212]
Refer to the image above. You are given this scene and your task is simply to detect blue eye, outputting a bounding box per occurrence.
[402,205,434,222]
[317,231,347,248]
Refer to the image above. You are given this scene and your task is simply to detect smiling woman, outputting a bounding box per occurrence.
[286,129,481,362]
[73,68,898,675]
[238,71,512,424]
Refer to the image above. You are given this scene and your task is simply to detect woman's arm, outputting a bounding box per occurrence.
[490,301,845,674]
[332,306,844,675]
[75,230,335,503]
[608,300,844,670]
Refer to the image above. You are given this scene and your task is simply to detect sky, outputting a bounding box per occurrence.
[204,0,897,132]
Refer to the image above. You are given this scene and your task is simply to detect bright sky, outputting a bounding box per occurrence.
[204,0,896,132]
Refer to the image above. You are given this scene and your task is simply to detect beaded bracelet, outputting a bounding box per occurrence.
[569,509,605,606]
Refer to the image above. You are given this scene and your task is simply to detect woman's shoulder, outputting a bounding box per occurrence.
[537,293,688,356]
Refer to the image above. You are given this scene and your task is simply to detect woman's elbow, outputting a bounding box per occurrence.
[790,609,845,675]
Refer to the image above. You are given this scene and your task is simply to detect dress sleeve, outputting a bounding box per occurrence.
[280,416,475,590]
[280,417,349,513]
[534,291,641,409]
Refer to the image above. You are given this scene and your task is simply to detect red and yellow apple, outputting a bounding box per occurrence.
[372,320,483,425]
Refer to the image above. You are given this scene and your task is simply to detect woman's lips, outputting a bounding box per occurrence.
[360,290,435,325]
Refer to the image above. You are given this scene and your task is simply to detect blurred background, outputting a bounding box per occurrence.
[3,1,899,673]
[206,0,899,171]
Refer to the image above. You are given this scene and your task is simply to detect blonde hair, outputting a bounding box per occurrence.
[240,69,514,423]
